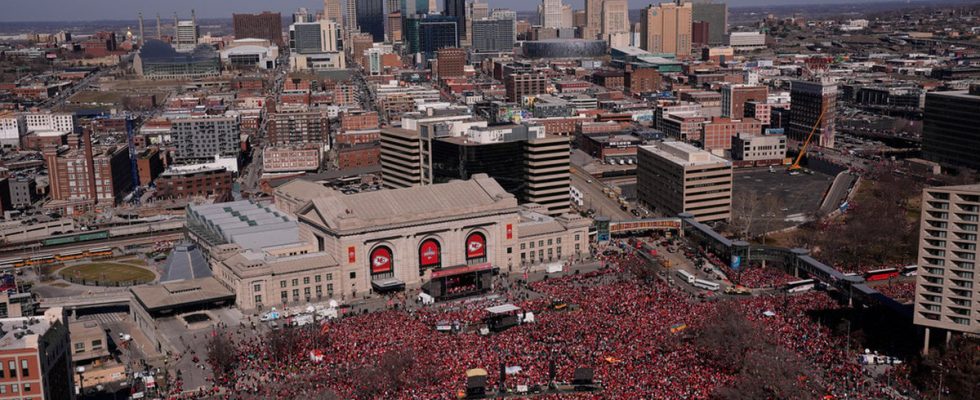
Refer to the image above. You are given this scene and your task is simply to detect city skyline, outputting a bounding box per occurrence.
[0,0,945,22]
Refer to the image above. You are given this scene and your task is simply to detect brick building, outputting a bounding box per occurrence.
[699,117,762,151]
[0,308,73,400]
[624,68,661,95]
[505,72,548,102]
[44,133,132,205]
[337,143,381,170]
[137,148,165,186]
[591,70,625,91]
[721,84,768,119]
[436,48,467,78]
[155,167,233,200]
[340,111,379,132]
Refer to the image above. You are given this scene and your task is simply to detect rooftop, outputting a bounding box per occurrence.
[640,141,730,167]
[160,243,211,282]
[130,277,235,312]
[0,307,63,350]
[187,200,302,252]
[298,174,518,233]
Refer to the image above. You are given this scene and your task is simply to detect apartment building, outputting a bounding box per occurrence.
[914,184,980,353]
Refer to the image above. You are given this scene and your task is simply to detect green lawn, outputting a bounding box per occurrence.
[59,263,155,283]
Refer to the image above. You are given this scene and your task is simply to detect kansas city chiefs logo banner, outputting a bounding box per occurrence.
[370,247,392,274]
[466,233,486,258]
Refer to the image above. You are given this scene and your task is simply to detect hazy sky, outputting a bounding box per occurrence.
[0,0,931,22]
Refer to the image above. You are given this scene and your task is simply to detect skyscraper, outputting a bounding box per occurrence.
[491,9,518,42]
[601,0,628,40]
[323,0,343,23]
[404,14,459,59]
[788,79,837,149]
[472,17,515,52]
[640,2,693,57]
[466,1,490,45]
[444,0,467,43]
[561,4,573,29]
[584,0,603,40]
[233,12,284,45]
[346,0,358,31]
[692,1,728,45]
[541,0,563,29]
[357,0,385,42]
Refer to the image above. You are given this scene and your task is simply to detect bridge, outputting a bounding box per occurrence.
[37,291,132,310]
[677,213,911,316]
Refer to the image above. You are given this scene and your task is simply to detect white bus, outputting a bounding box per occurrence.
[784,279,816,293]
[676,269,696,284]
[693,279,720,291]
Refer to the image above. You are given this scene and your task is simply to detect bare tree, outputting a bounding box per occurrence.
[730,191,761,240]
[694,302,759,373]
[715,345,823,400]
[206,329,238,384]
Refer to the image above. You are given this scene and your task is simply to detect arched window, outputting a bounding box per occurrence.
[419,238,442,275]
[369,246,394,276]
[465,231,487,265]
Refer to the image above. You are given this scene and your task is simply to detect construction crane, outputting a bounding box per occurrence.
[788,109,826,172]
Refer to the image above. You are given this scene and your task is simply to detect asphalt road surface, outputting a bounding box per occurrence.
[570,166,632,220]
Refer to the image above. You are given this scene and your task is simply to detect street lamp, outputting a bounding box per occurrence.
[75,366,86,395]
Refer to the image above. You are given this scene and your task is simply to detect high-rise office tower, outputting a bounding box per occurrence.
[922,86,980,170]
[788,79,837,149]
[382,123,571,215]
[573,10,587,30]
[540,0,563,29]
[601,0,628,39]
[584,0,603,40]
[466,1,490,45]
[404,14,459,59]
[692,1,728,45]
[174,19,200,52]
[289,20,339,53]
[561,4,573,29]
[324,0,343,23]
[357,0,385,42]
[472,17,515,52]
[444,0,467,43]
[388,11,403,42]
[346,0,358,31]
[491,9,518,41]
[401,0,430,16]
[640,2,693,57]
[233,12,284,45]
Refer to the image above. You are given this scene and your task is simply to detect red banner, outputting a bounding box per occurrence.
[419,239,440,266]
[506,224,513,240]
[348,246,356,263]
[466,233,486,259]
[370,247,393,274]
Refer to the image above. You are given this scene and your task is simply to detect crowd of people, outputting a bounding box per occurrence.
[153,245,921,400]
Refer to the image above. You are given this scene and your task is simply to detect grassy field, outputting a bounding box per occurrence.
[59,263,154,283]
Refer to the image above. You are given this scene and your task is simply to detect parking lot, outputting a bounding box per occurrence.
[732,168,834,235]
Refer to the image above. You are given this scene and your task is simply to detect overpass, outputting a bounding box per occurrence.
[678,213,910,316]
[37,291,132,310]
